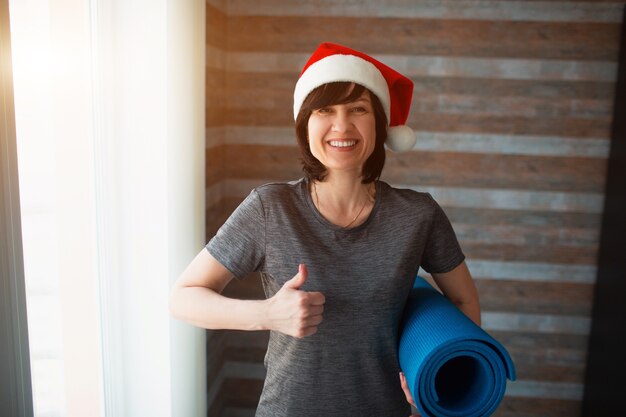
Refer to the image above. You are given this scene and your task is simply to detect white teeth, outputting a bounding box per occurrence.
[329,140,356,148]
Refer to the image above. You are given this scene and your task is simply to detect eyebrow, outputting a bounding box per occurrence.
[318,96,371,109]
[350,97,371,104]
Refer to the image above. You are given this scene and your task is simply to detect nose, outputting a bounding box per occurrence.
[331,109,354,133]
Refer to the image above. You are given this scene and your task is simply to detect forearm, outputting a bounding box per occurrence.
[433,261,482,327]
[169,286,269,331]
[170,254,324,337]
[453,298,481,327]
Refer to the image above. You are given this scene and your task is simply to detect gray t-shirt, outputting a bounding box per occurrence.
[206,178,465,417]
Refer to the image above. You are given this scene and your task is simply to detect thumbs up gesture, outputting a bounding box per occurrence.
[265,264,325,338]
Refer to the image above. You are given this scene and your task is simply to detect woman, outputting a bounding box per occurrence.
[170,42,480,417]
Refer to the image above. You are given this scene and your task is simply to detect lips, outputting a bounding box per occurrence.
[328,140,357,148]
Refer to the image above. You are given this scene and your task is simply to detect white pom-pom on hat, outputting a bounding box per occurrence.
[294,42,416,152]
[386,125,416,152]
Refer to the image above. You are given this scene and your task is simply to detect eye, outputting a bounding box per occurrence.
[315,107,333,114]
[350,106,368,114]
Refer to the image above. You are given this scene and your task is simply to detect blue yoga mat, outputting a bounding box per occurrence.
[399,277,516,417]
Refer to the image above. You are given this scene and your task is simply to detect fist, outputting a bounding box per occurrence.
[266,264,325,338]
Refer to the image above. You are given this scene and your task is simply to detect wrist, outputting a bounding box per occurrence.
[248,298,272,331]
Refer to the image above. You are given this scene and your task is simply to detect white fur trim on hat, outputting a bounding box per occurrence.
[293,54,391,121]
[386,125,416,152]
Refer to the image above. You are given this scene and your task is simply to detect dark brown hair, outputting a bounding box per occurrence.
[295,82,388,183]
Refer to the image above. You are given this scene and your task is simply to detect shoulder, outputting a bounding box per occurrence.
[251,179,307,212]
[379,181,439,211]
[377,181,447,226]
[253,179,305,200]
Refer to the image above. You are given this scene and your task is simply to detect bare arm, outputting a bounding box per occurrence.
[432,261,481,326]
[169,249,325,337]
[169,249,265,330]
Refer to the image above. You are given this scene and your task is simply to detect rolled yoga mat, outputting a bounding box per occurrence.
[399,277,516,417]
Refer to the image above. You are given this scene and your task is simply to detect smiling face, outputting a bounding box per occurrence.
[295,82,388,183]
[307,87,376,177]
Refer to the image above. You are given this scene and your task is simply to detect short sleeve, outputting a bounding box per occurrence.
[420,195,465,274]
[205,189,266,279]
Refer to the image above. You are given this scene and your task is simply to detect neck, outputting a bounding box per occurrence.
[314,172,370,207]
[311,172,376,228]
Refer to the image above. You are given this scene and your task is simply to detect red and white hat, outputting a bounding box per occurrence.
[294,42,416,152]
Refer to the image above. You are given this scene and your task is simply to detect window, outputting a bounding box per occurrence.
[7,1,207,416]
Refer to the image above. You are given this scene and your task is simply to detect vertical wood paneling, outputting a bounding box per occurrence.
[205,1,626,416]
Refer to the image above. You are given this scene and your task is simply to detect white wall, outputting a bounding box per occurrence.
[166,1,207,416]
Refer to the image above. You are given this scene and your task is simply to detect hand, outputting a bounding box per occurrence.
[265,264,325,338]
[400,372,421,417]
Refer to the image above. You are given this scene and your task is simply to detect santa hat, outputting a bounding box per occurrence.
[293,42,416,152]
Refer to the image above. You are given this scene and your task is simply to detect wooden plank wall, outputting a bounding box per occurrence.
[205,2,228,416]
[205,1,625,416]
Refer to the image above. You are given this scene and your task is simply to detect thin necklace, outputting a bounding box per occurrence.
[312,181,373,229]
